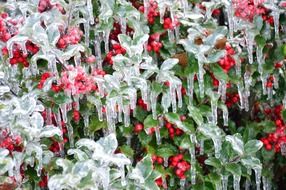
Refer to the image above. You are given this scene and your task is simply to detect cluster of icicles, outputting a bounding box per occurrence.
[1,0,284,189]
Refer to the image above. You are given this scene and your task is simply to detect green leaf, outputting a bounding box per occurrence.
[244,140,263,155]
[120,145,134,158]
[188,105,204,126]
[225,134,244,156]
[89,116,108,132]
[210,63,228,81]
[143,115,159,133]
[204,157,222,168]
[225,163,241,176]
[255,35,266,47]
[156,144,177,158]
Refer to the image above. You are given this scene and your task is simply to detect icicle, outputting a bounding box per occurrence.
[176,84,183,108]
[83,115,90,137]
[94,36,102,69]
[143,0,149,19]
[86,0,94,25]
[84,22,90,47]
[211,99,218,125]
[199,139,204,155]
[168,29,175,42]
[218,80,227,102]
[164,157,168,167]
[187,74,195,104]
[254,167,261,190]
[181,0,189,16]
[189,134,196,185]
[162,92,171,113]
[74,95,80,111]
[123,104,130,127]
[150,90,158,119]
[55,109,62,128]
[273,75,279,89]
[261,75,268,95]
[243,90,250,112]
[126,136,131,146]
[221,175,228,190]
[245,30,255,64]
[245,180,250,190]
[222,106,229,126]
[155,126,161,145]
[283,95,286,109]
[216,181,222,190]
[74,53,81,67]
[47,54,58,76]
[198,59,205,98]
[233,175,241,190]
[170,83,177,113]
[180,178,186,189]
[46,108,52,125]
[225,1,235,38]
[159,4,167,24]
[235,55,241,77]
[170,177,175,187]
[175,26,180,42]
[67,123,74,148]
[267,86,273,101]
[262,177,270,190]
[120,165,127,186]
[272,8,280,40]
[256,46,264,75]
[104,29,111,53]
[120,17,127,35]
[60,104,67,123]
[213,138,222,158]
[281,142,286,156]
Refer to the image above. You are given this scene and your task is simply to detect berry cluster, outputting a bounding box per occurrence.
[38,0,65,14]
[163,17,180,30]
[137,98,148,110]
[147,33,163,53]
[38,72,62,93]
[218,44,236,72]
[260,105,286,153]
[2,41,39,67]
[139,0,159,24]
[165,121,184,139]
[169,154,191,179]
[152,155,165,165]
[0,13,19,42]
[266,75,274,88]
[109,22,134,42]
[105,43,126,65]
[57,27,83,49]
[60,65,96,95]
[225,93,240,108]
[0,130,22,152]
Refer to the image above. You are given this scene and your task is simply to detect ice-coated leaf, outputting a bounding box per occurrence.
[46,24,61,46]
[129,156,153,182]
[160,58,179,71]
[225,134,244,156]
[68,149,89,161]
[244,140,263,155]
[241,157,262,170]
[0,86,10,95]
[188,105,204,126]
[30,112,44,128]
[96,133,118,154]
[75,138,97,151]
[40,125,62,138]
